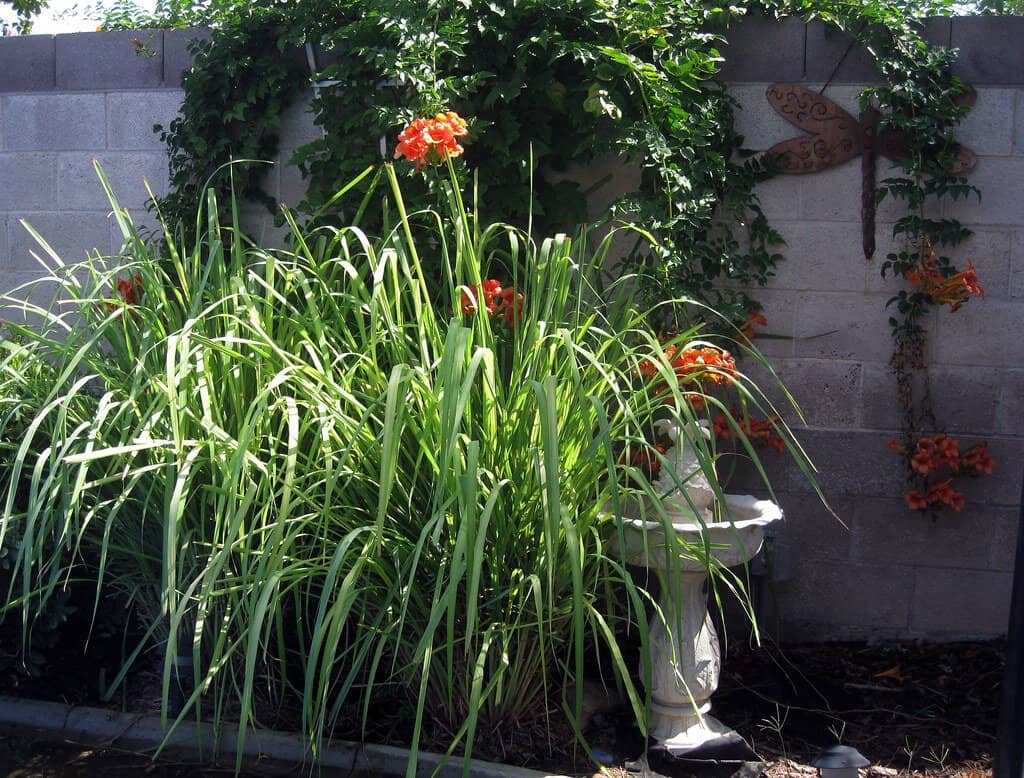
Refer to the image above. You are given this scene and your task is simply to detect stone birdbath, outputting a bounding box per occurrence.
[620,420,782,757]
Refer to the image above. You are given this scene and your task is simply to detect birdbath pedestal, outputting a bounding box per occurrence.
[621,494,782,755]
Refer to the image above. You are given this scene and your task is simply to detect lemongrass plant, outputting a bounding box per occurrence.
[0,161,815,774]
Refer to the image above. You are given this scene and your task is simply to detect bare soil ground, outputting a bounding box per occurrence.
[686,639,999,778]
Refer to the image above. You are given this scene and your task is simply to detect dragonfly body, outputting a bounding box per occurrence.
[764,83,976,259]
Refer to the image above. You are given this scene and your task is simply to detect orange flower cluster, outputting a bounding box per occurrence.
[622,444,666,479]
[461,279,523,326]
[889,434,995,513]
[106,274,143,312]
[712,410,785,453]
[394,111,469,170]
[903,242,984,312]
[740,310,767,342]
[905,479,965,512]
[909,433,959,475]
[888,434,996,477]
[638,345,736,385]
[960,441,996,475]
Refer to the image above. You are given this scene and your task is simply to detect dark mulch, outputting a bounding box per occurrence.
[578,639,1002,778]
[712,639,1001,777]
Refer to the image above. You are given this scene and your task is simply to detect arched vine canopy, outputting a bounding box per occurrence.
[94,0,978,332]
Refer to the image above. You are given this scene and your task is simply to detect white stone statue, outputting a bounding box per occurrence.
[649,419,716,523]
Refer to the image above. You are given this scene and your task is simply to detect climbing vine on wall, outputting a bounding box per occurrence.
[860,39,997,514]
[149,0,790,333]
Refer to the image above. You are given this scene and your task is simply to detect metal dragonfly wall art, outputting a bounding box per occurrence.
[763,83,977,260]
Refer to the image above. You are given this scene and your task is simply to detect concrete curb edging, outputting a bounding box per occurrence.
[0,696,574,778]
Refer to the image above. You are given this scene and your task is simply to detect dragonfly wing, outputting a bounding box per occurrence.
[766,83,863,172]
[766,133,862,173]
[878,132,977,174]
[767,83,861,135]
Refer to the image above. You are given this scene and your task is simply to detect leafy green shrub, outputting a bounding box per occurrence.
[0,163,808,769]
[146,0,784,328]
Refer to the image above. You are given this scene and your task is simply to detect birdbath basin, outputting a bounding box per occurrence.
[619,421,783,755]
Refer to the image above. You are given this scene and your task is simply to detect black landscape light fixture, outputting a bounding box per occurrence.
[811,745,870,778]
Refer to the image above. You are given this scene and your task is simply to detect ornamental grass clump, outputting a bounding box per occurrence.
[0,162,810,773]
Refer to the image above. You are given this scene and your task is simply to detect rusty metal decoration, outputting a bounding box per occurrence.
[764,83,977,259]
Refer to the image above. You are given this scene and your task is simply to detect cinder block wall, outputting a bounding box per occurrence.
[0,30,194,305]
[0,18,1020,641]
[721,17,1024,641]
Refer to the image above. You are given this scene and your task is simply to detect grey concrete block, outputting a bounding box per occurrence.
[860,360,1002,435]
[752,173,801,223]
[717,447,791,496]
[9,211,113,269]
[0,34,55,92]
[952,17,1024,86]
[910,567,1011,637]
[772,493,854,563]
[278,159,309,209]
[932,299,1024,368]
[793,291,893,362]
[56,30,163,91]
[778,618,901,642]
[783,429,908,498]
[945,156,1024,225]
[771,220,869,292]
[58,152,167,211]
[995,369,1024,436]
[925,364,1000,436]
[741,288,796,358]
[2,93,105,151]
[107,90,183,150]
[804,21,880,84]
[990,507,1021,572]
[0,153,57,209]
[955,88,1015,157]
[163,27,211,87]
[739,355,860,429]
[798,163,860,222]
[852,496,995,569]
[858,360,902,432]
[735,426,904,504]
[775,358,862,429]
[1013,230,1024,298]
[774,560,912,633]
[717,17,805,84]
[953,436,1024,508]
[800,161,939,226]
[278,98,321,153]
[0,214,8,266]
[1015,90,1023,155]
